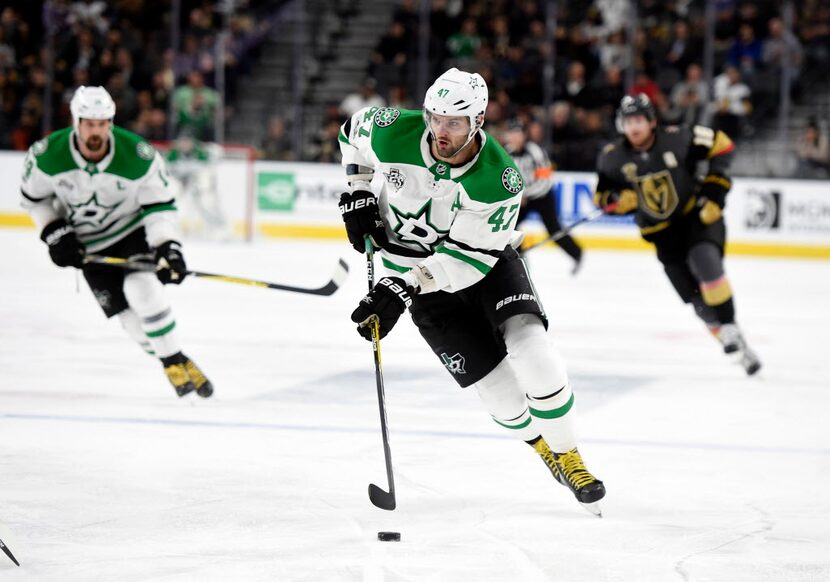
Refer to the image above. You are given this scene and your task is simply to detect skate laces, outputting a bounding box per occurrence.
[532,439,559,472]
[164,363,190,387]
[555,449,597,490]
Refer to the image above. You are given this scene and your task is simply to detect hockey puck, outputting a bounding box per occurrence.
[377,531,401,542]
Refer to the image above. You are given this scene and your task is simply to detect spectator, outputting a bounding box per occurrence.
[796,119,829,178]
[627,70,668,116]
[172,71,220,141]
[663,20,699,75]
[727,23,763,74]
[711,65,752,139]
[762,17,803,84]
[259,115,295,161]
[368,21,409,94]
[339,78,386,119]
[446,17,482,64]
[600,30,631,72]
[667,63,709,125]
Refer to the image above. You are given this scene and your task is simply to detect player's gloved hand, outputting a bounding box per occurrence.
[339,190,388,253]
[155,240,188,284]
[350,276,414,340]
[40,219,85,268]
[594,189,638,214]
[698,199,723,225]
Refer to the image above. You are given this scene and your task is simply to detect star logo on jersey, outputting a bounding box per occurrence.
[67,191,123,228]
[389,199,449,252]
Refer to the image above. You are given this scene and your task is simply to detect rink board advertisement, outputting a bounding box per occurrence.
[0,151,828,258]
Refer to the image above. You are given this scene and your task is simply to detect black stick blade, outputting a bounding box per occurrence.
[368,484,396,511]
[0,538,20,567]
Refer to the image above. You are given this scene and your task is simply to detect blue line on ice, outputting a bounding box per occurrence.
[3,412,829,456]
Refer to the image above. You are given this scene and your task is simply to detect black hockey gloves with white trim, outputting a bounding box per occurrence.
[351,276,414,340]
[41,219,85,268]
[155,240,188,284]
[339,190,388,253]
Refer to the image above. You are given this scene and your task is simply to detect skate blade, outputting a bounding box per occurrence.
[580,501,602,518]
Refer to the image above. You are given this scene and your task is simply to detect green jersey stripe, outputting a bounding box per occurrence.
[80,214,143,247]
[381,257,411,273]
[529,394,575,419]
[436,245,492,275]
[142,203,176,217]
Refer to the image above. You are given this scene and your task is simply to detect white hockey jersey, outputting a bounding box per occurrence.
[20,126,177,253]
[339,107,524,293]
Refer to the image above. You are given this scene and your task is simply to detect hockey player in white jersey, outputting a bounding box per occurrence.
[20,86,213,398]
[503,120,584,273]
[338,68,605,514]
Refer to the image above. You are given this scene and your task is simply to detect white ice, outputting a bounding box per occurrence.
[1,228,829,581]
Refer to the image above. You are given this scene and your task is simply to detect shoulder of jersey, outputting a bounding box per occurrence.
[29,127,74,175]
[462,134,524,204]
[371,107,421,130]
[105,126,157,180]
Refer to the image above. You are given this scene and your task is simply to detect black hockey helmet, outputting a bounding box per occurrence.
[615,93,656,133]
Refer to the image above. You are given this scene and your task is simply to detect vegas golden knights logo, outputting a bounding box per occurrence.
[622,163,679,219]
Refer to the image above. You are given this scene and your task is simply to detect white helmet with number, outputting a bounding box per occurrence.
[70,86,116,129]
[423,67,488,147]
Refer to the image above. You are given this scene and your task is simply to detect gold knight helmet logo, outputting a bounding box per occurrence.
[622,163,678,219]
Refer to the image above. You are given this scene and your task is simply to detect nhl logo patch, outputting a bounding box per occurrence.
[136,141,155,160]
[32,138,48,156]
[374,108,400,128]
[501,167,523,194]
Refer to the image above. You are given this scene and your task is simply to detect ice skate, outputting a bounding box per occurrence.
[532,438,605,516]
[184,357,214,398]
[711,324,762,375]
[163,360,196,397]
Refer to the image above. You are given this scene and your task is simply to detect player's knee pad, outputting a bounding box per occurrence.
[689,243,732,307]
[688,242,725,281]
[117,309,154,355]
[123,271,170,317]
[501,314,569,399]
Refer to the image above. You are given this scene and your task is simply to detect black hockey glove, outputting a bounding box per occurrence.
[351,276,414,340]
[339,190,388,253]
[155,240,188,284]
[699,174,731,208]
[41,219,85,268]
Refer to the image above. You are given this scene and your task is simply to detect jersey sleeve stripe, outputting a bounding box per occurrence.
[707,130,735,158]
[436,245,492,275]
[141,201,177,217]
[381,257,411,273]
[445,236,502,258]
[21,189,52,202]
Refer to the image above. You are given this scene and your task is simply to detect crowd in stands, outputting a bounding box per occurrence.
[326,0,830,172]
[0,0,273,150]
[3,0,830,175]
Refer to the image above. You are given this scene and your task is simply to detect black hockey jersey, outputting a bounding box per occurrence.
[595,125,734,235]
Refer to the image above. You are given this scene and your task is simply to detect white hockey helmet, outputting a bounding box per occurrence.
[423,67,488,146]
[70,86,116,129]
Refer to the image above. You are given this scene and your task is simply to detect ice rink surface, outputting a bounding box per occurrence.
[1,228,829,581]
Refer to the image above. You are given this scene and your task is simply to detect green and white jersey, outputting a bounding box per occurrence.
[339,107,524,293]
[20,126,176,253]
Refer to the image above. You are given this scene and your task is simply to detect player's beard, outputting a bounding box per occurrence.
[84,135,105,152]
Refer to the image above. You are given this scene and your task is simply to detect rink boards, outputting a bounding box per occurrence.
[1,151,828,259]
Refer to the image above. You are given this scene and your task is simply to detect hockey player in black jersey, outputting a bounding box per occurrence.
[595,94,761,375]
[503,121,584,274]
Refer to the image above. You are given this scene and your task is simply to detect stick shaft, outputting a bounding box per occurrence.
[524,204,617,252]
[365,239,396,510]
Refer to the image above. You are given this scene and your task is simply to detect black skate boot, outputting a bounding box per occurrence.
[531,438,605,516]
[183,357,214,398]
[162,353,196,397]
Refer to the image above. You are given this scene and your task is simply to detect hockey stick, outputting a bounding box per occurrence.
[523,202,619,252]
[364,238,397,511]
[84,255,349,296]
[0,537,20,567]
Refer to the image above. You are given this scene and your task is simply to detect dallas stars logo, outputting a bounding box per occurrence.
[68,191,123,228]
[389,198,448,252]
[441,352,466,375]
